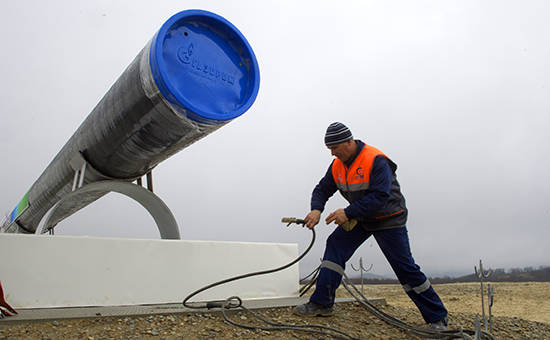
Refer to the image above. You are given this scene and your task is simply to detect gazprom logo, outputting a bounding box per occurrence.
[177,44,235,86]
[177,43,194,64]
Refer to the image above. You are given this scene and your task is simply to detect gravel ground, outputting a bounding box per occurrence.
[352,282,550,324]
[1,282,549,339]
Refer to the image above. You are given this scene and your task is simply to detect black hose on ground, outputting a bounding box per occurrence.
[182,224,315,310]
[182,224,496,340]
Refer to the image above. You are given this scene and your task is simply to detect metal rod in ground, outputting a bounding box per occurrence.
[350,257,373,296]
[487,284,494,333]
[474,259,492,332]
[474,315,481,340]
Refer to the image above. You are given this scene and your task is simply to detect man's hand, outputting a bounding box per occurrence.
[325,209,349,226]
[304,210,321,229]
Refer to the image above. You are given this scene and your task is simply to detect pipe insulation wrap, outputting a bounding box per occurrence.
[5,10,260,233]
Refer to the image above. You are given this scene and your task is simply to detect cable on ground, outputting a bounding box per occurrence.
[182,220,496,339]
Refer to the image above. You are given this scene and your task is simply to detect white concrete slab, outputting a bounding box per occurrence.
[0,234,299,309]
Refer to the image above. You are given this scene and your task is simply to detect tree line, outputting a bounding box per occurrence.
[350,265,550,285]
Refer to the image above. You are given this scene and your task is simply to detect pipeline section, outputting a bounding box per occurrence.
[3,10,260,234]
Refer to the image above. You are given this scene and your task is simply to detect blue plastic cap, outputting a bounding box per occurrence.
[149,10,260,125]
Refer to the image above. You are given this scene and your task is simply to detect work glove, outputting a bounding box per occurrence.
[340,219,358,232]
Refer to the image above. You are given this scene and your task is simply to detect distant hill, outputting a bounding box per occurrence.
[349,266,550,285]
[433,266,550,284]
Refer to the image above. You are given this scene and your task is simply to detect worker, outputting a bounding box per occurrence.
[294,122,448,329]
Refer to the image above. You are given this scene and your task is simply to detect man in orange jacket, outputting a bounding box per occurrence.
[294,122,448,329]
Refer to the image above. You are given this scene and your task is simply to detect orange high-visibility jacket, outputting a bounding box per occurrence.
[331,143,407,229]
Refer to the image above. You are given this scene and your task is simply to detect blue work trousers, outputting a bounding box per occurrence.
[309,225,448,323]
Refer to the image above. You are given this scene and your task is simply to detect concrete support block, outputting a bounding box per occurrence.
[0,234,299,308]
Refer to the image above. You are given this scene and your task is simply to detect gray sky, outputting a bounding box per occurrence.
[1,0,549,278]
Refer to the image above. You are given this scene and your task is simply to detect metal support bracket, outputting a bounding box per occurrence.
[135,171,154,192]
[35,180,180,239]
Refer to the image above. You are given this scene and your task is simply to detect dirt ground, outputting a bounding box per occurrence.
[1,282,549,339]
[341,281,550,324]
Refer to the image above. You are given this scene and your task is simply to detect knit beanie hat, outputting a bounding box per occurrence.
[324,122,353,146]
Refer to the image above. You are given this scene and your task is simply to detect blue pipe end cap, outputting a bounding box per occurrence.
[150,10,260,125]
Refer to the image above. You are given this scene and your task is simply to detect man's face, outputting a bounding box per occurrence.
[327,140,356,163]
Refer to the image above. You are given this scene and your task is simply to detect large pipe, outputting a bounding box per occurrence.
[2,10,260,234]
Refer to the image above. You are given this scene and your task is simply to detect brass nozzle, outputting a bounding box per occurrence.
[281,217,305,225]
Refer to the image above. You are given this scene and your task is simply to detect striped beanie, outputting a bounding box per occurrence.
[324,122,353,146]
